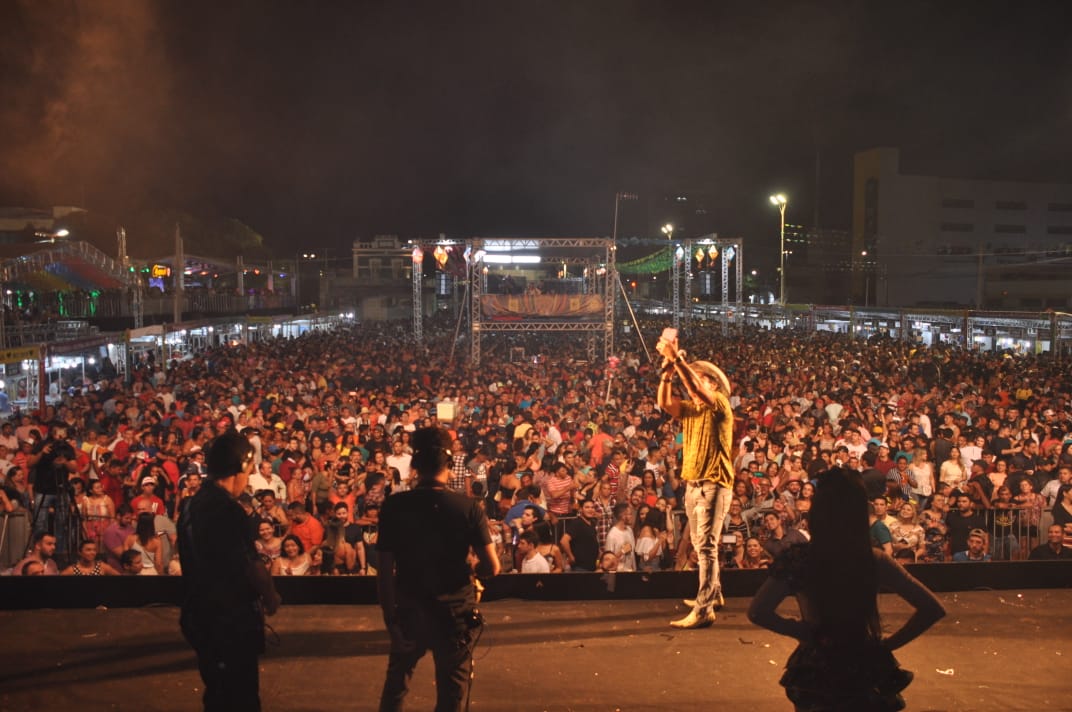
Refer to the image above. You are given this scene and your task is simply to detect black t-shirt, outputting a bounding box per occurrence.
[564,516,600,571]
[1010,452,1037,475]
[987,506,1017,537]
[314,428,337,446]
[377,485,490,600]
[365,436,390,455]
[178,484,259,610]
[343,522,364,547]
[932,438,954,467]
[1028,544,1072,560]
[30,438,75,495]
[970,474,994,501]
[764,527,809,559]
[946,510,986,554]
[989,437,1011,459]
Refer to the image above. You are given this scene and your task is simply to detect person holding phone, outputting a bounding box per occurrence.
[655,329,735,629]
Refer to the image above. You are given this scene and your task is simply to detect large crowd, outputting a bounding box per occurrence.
[3,315,1071,577]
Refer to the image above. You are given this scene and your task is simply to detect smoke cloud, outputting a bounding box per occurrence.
[0,2,171,214]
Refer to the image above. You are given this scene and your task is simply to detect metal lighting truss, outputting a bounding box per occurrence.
[411,257,423,343]
[410,238,471,344]
[467,237,616,365]
[677,235,744,335]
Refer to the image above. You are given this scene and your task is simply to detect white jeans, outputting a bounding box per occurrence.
[684,480,733,614]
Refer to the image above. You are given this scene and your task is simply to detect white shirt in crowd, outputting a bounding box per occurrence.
[521,552,551,574]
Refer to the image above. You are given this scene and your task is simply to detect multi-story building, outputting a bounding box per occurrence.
[347,234,475,320]
[785,224,852,305]
[341,234,418,320]
[852,148,1072,309]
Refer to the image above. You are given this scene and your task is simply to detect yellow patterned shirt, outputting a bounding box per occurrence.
[678,392,734,489]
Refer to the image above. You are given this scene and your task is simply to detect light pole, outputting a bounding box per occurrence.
[661,222,674,299]
[295,252,321,309]
[610,192,637,321]
[612,192,638,244]
[861,250,870,307]
[661,224,680,328]
[769,194,788,305]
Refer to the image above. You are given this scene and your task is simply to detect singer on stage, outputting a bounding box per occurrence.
[655,330,734,629]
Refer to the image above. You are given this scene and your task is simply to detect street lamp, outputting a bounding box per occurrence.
[661,222,674,294]
[661,224,674,275]
[769,194,788,305]
[861,250,870,307]
[294,252,321,308]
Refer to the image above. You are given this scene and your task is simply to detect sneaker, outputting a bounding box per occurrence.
[682,592,724,611]
[670,610,717,629]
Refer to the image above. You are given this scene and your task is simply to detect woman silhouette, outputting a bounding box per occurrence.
[748,468,945,711]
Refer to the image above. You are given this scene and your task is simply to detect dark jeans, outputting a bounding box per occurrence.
[181,605,265,712]
[31,494,58,538]
[379,599,479,712]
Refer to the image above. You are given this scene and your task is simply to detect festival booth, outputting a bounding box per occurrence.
[0,335,125,417]
[243,312,353,342]
[162,319,224,355]
[804,306,1071,354]
[45,334,123,396]
[270,311,352,339]
[0,344,45,414]
[0,337,120,413]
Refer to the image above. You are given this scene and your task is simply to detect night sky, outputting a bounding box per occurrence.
[1,1,1069,269]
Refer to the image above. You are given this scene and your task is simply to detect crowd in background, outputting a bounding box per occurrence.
[2,314,1071,576]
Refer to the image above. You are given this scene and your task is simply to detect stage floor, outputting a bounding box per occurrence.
[0,589,1068,711]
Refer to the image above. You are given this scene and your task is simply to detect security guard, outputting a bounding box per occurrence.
[377,426,500,712]
[178,429,281,711]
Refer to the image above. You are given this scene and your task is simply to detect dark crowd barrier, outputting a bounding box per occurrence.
[1,561,1069,610]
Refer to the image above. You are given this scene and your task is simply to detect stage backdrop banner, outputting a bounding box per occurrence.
[481,294,603,318]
